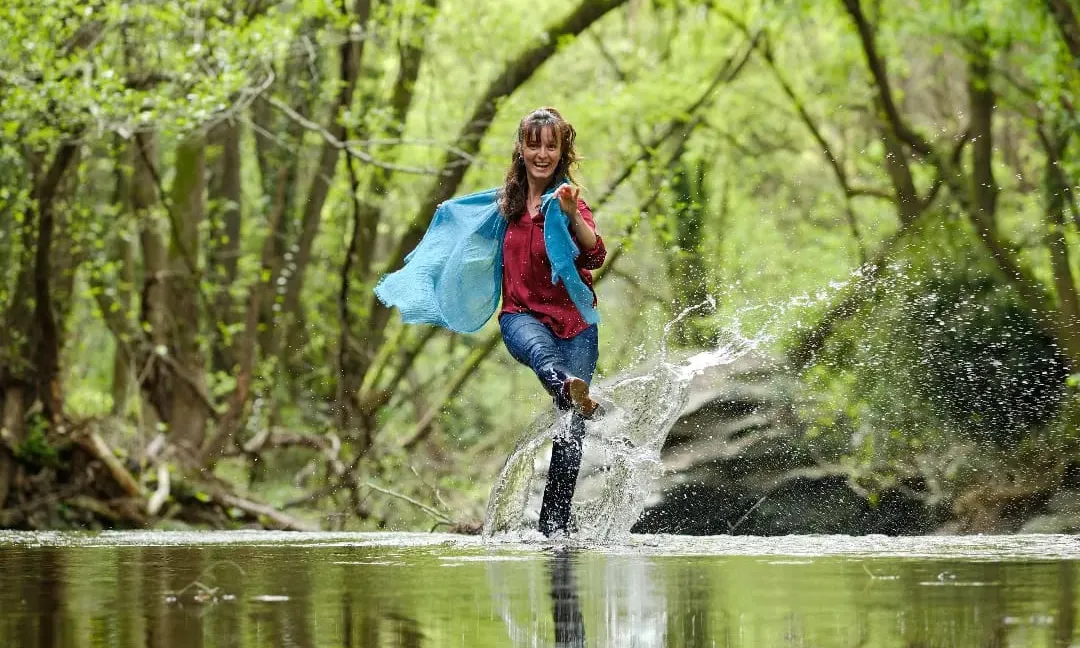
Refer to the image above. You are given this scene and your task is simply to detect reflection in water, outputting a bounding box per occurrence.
[503,549,668,647]
[548,551,586,648]
[596,556,667,648]
[2,533,1080,647]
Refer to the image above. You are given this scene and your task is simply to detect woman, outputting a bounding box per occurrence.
[374,107,605,538]
[497,107,607,537]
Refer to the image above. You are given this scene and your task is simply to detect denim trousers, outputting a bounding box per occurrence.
[499,312,598,535]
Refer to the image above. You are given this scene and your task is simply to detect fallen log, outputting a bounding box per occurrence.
[74,430,142,499]
[191,481,318,531]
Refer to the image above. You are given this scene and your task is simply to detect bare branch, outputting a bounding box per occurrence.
[364,479,453,525]
[399,333,502,450]
[848,186,894,201]
[201,484,319,531]
[606,267,668,304]
[265,96,443,175]
[30,140,80,424]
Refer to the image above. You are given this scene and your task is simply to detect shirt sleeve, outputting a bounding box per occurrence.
[573,199,607,270]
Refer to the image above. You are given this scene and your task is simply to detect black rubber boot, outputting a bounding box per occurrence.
[538,413,587,537]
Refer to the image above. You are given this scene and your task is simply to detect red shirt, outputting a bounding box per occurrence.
[500,199,607,339]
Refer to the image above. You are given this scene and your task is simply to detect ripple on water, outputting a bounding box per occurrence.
[3,530,1080,561]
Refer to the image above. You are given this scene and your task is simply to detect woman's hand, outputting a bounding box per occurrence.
[555,184,599,250]
[555,184,580,220]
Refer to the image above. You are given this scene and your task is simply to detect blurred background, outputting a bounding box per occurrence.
[1,0,1078,535]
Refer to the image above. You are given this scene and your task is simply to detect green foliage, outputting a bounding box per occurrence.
[898,270,1068,445]
[801,225,1073,506]
[2,0,1079,531]
[1,0,285,143]
[15,414,58,468]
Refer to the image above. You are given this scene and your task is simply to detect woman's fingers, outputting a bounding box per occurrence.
[554,184,579,217]
[556,184,578,205]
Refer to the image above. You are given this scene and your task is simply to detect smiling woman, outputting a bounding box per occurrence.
[496,107,607,537]
[373,107,608,537]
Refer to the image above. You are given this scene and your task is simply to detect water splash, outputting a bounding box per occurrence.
[482,296,771,543]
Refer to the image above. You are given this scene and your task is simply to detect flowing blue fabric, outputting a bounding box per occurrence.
[374,182,600,334]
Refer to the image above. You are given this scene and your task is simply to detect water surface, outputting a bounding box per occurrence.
[2,531,1080,647]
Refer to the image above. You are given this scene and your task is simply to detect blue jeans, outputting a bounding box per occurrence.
[499,313,598,536]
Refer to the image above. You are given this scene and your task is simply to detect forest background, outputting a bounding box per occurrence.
[1,0,1079,534]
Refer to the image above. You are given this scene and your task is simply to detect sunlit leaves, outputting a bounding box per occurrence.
[0,0,296,144]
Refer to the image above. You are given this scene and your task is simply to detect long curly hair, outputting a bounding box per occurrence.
[499,107,579,221]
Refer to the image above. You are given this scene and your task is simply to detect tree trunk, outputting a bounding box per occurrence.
[666,157,712,347]
[0,385,26,508]
[879,117,921,225]
[110,235,137,415]
[92,140,142,416]
[967,41,997,232]
[1,189,41,447]
[336,155,366,434]
[354,0,440,282]
[165,135,210,455]
[201,186,287,464]
[249,24,327,359]
[278,0,373,355]
[31,142,80,428]
[0,140,79,507]
[251,92,301,357]
[135,133,173,428]
[207,120,243,374]
[1043,131,1080,362]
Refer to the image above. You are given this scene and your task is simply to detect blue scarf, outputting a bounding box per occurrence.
[374,182,600,334]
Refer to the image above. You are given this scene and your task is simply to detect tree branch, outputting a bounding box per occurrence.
[967,38,998,230]
[200,483,319,531]
[336,136,366,433]
[364,479,453,525]
[200,182,287,464]
[839,0,932,156]
[1045,0,1080,62]
[263,97,441,176]
[359,325,440,414]
[786,134,970,370]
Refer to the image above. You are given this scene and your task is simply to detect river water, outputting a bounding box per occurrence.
[2,531,1080,647]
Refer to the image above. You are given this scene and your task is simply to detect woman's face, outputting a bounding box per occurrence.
[522,125,561,186]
